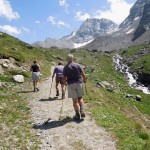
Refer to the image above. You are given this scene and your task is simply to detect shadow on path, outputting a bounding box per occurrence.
[32,117,84,130]
[17,90,34,93]
[39,97,62,101]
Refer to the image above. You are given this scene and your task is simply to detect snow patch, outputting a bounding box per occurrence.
[74,39,94,48]
[126,28,134,34]
[65,31,76,40]
[107,28,118,34]
[134,17,140,21]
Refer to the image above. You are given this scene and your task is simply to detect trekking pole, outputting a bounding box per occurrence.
[59,85,67,121]
[49,78,53,98]
[84,82,88,95]
[28,74,32,87]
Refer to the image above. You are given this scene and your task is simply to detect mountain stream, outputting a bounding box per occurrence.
[113,54,150,94]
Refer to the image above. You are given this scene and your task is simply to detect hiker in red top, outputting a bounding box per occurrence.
[52,62,65,99]
[63,54,87,120]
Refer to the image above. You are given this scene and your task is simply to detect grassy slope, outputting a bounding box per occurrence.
[0,32,68,149]
[73,49,150,150]
[0,32,150,149]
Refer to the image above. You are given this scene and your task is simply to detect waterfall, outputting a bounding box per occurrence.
[113,54,150,94]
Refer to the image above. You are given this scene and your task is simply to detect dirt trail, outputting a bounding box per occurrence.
[23,67,116,150]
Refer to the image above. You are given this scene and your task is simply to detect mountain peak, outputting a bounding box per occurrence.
[72,18,118,44]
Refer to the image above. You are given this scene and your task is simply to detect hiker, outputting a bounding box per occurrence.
[52,62,65,99]
[63,54,87,119]
[30,60,40,92]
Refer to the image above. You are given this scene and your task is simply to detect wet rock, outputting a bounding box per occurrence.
[13,75,24,83]
[136,95,142,101]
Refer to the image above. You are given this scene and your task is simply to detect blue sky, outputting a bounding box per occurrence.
[0,0,136,44]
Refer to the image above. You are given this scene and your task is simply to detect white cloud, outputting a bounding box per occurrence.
[22,27,30,33]
[0,0,19,21]
[58,21,70,28]
[59,0,66,6]
[47,16,70,28]
[59,0,69,13]
[35,20,40,24]
[47,16,56,24]
[0,25,21,35]
[94,0,134,24]
[75,11,90,21]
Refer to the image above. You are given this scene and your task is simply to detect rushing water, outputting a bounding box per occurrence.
[113,54,150,94]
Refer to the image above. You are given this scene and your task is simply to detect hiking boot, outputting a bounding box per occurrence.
[56,90,59,96]
[73,113,81,120]
[80,112,85,118]
[36,88,39,91]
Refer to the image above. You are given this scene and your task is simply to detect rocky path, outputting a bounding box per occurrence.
[22,67,116,150]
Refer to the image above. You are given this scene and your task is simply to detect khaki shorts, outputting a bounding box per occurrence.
[32,72,40,81]
[68,83,84,99]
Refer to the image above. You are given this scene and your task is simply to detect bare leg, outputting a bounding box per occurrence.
[33,80,39,91]
[72,98,80,113]
[78,97,85,117]
[56,82,59,96]
[33,81,36,91]
[72,98,81,119]
[61,84,65,99]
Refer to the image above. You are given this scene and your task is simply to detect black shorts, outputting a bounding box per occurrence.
[56,77,64,84]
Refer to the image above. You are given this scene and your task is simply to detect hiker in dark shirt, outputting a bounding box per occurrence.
[63,54,87,119]
[52,62,65,99]
[30,60,40,92]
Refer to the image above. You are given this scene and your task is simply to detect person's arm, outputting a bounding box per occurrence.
[78,64,87,83]
[52,68,56,81]
[63,67,67,85]
[30,65,33,71]
[38,65,40,72]
[81,71,87,83]
[63,76,67,85]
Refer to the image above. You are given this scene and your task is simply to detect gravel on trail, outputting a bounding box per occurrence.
[23,67,116,150]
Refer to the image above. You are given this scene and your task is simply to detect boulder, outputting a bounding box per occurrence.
[101,81,111,87]
[106,87,114,92]
[96,81,112,89]
[0,82,10,87]
[126,94,134,99]
[136,95,142,101]
[2,63,8,68]
[13,75,24,83]
[56,56,64,60]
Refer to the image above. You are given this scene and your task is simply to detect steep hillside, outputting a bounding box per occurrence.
[120,45,150,85]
